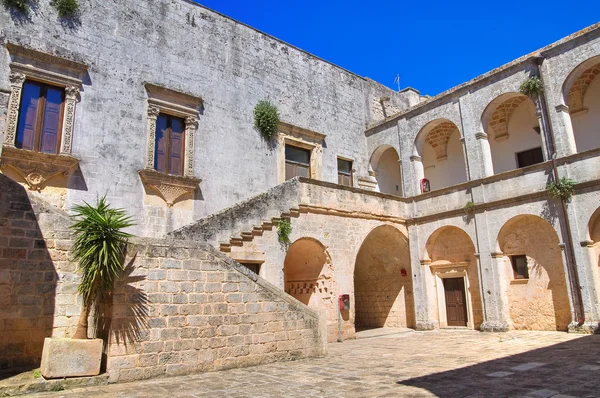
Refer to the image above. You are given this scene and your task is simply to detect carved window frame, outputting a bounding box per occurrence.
[3,44,86,155]
[139,84,203,207]
[0,44,86,191]
[276,122,326,184]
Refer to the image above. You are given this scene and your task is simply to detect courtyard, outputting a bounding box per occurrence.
[22,329,600,398]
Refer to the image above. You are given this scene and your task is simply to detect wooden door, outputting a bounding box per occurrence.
[443,277,467,327]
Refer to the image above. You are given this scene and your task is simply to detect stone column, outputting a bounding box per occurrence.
[410,155,423,195]
[479,251,512,331]
[554,104,578,157]
[535,106,552,161]
[145,106,160,170]
[408,224,438,330]
[184,116,198,177]
[476,132,494,178]
[59,86,80,155]
[3,72,26,147]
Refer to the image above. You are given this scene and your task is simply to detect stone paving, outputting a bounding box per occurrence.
[25,329,600,398]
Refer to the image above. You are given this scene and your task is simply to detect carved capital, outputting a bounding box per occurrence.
[409,155,422,162]
[555,104,569,113]
[65,86,80,101]
[475,132,488,140]
[185,116,199,130]
[139,169,201,207]
[9,72,26,86]
[147,106,160,118]
[0,147,79,191]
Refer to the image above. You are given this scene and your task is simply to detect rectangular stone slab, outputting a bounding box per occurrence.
[41,338,103,378]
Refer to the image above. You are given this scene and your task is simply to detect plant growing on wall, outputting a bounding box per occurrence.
[463,201,475,214]
[70,197,134,339]
[52,0,79,18]
[520,76,544,98]
[546,177,576,202]
[254,100,280,141]
[2,0,29,13]
[277,219,292,248]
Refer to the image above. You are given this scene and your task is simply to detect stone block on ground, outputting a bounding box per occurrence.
[40,338,103,378]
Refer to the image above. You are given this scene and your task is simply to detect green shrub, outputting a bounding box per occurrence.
[70,196,134,339]
[52,0,79,17]
[520,76,543,97]
[2,0,29,13]
[463,201,475,214]
[254,100,280,140]
[546,177,576,201]
[277,219,292,247]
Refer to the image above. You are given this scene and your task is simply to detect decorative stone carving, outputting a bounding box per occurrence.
[60,86,80,155]
[139,169,201,207]
[184,116,198,177]
[145,107,160,170]
[4,73,26,147]
[0,146,80,191]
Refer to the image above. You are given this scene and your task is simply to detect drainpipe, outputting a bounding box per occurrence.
[534,56,585,327]
[457,98,488,325]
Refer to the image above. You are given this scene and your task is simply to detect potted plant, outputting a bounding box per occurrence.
[41,197,134,378]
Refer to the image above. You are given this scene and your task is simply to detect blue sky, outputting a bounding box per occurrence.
[194,1,599,96]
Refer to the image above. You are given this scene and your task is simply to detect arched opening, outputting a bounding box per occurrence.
[482,93,543,174]
[414,119,467,192]
[588,208,600,293]
[497,215,571,330]
[370,145,403,196]
[284,238,334,308]
[424,226,483,329]
[354,225,414,330]
[563,56,600,153]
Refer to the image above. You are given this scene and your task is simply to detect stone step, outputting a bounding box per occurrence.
[241,232,254,241]
[289,208,300,217]
[229,237,244,246]
[252,226,264,236]
[261,221,274,230]
[219,242,231,252]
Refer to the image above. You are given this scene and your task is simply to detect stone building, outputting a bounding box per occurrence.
[0,0,599,382]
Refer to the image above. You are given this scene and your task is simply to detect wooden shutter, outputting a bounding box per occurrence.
[169,117,184,176]
[16,82,41,151]
[154,114,168,173]
[40,87,63,154]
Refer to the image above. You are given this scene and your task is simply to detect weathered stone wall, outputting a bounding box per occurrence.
[0,175,79,372]
[106,238,325,383]
[0,0,406,238]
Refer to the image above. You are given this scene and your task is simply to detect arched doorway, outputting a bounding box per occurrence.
[587,208,600,299]
[562,56,600,153]
[370,145,403,196]
[414,119,467,192]
[354,225,414,330]
[424,226,483,329]
[482,93,543,174]
[497,215,571,330]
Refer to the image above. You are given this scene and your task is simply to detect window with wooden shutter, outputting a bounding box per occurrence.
[15,80,64,154]
[154,113,186,176]
[337,158,353,187]
[516,147,543,168]
[285,145,311,180]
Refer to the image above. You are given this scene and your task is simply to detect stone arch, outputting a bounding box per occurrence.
[353,224,414,329]
[424,226,483,329]
[414,119,467,191]
[481,92,542,174]
[497,215,571,330]
[589,207,600,243]
[369,145,403,196]
[562,55,600,153]
[283,237,334,309]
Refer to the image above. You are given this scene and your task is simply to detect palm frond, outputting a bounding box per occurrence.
[70,196,135,305]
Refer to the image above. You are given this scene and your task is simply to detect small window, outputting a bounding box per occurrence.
[285,145,310,180]
[510,255,529,280]
[516,147,543,168]
[16,80,64,154]
[155,113,185,176]
[337,158,353,187]
[239,262,260,274]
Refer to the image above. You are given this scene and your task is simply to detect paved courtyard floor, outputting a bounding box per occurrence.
[27,329,600,398]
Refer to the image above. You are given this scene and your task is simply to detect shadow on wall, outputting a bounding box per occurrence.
[0,175,58,376]
[398,335,600,397]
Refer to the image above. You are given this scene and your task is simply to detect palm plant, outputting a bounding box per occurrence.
[70,197,134,339]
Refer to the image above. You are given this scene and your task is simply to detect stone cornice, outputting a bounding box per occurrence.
[139,169,201,207]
